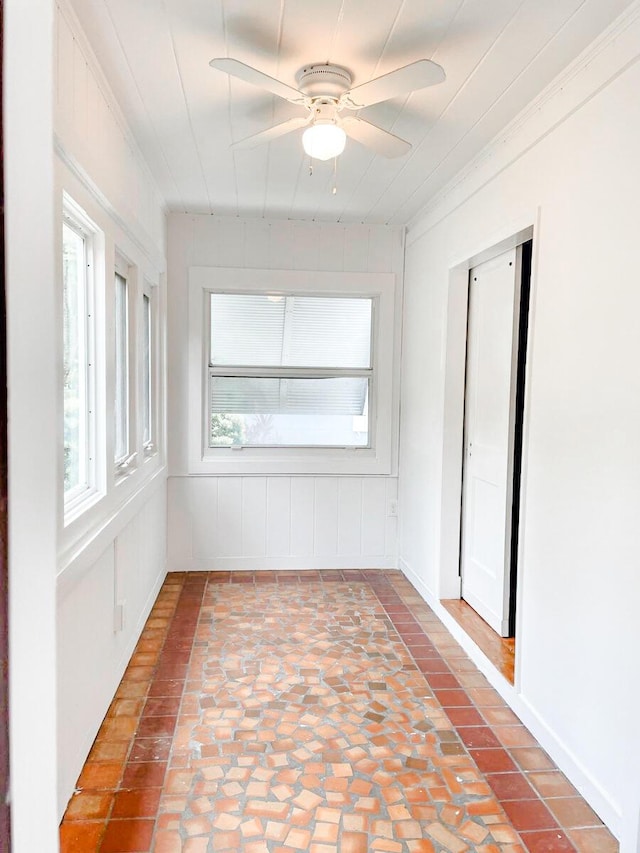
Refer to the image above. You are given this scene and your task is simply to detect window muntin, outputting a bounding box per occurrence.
[208,293,373,448]
[114,271,129,463]
[63,221,92,502]
[142,292,152,447]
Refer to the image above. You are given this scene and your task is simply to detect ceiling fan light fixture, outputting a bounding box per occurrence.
[302,121,346,161]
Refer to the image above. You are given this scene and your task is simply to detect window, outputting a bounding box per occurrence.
[114,268,130,467]
[63,210,97,514]
[142,284,156,452]
[209,294,372,448]
[189,267,396,475]
[142,292,151,445]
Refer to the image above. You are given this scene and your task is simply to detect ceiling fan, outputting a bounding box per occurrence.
[209,58,446,161]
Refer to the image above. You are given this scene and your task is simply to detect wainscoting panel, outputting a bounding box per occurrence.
[168,476,398,570]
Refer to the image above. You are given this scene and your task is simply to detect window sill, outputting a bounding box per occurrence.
[189,446,390,476]
[63,488,104,528]
[115,452,138,482]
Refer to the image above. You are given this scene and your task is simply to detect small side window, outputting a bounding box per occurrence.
[62,203,99,518]
[114,270,130,466]
[142,288,154,451]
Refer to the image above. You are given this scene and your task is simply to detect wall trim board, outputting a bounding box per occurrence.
[55,137,166,272]
[57,467,167,601]
[172,557,398,572]
[406,1,640,246]
[398,556,623,841]
[57,561,167,819]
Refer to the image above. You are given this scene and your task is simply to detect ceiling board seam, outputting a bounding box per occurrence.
[163,0,214,215]
[289,154,313,220]
[405,0,640,237]
[336,0,410,222]
[327,0,347,65]
[335,0,466,223]
[309,143,348,222]
[357,0,530,223]
[385,0,590,222]
[407,49,640,239]
[332,0,403,222]
[290,158,337,221]
[366,0,408,82]
[337,0,404,215]
[91,0,183,211]
[263,0,287,219]
[221,0,240,215]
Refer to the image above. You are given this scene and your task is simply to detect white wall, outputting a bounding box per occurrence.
[5,1,59,850]
[53,0,168,819]
[169,475,398,570]
[398,5,640,850]
[57,481,167,808]
[55,0,165,263]
[167,214,403,570]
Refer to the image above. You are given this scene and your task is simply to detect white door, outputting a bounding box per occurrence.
[461,247,521,637]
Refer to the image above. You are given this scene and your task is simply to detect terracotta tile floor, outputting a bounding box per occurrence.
[60,571,618,852]
[440,601,515,685]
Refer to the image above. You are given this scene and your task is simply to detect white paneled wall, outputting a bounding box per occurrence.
[168,476,398,570]
[167,214,404,570]
[400,11,640,849]
[57,483,167,816]
[55,0,165,262]
[53,1,168,820]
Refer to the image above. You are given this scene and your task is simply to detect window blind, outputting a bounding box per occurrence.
[210,294,372,368]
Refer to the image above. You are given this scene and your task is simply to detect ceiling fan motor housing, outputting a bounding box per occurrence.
[297,64,352,100]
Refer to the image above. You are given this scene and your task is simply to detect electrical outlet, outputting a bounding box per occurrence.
[388,499,398,517]
[114,601,126,633]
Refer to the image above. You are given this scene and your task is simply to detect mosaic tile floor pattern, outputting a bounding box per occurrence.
[157,580,521,853]
[60,571,618,853]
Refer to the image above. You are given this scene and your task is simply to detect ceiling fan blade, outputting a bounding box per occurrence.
[341,116,411,158]
[210,58,305,104]
[231,116,310,150]
[344,59,445,108]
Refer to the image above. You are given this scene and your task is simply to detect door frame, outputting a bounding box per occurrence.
[0,0,11,846]
[437,219,537,684]
[460,245,523,637]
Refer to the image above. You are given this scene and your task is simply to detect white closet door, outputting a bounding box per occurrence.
[461,247,520,636]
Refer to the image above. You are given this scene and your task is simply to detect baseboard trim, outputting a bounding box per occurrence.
[170,556,398,572]
[398,557,622,842]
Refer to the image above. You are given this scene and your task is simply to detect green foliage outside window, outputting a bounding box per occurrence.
[210,413,245,446]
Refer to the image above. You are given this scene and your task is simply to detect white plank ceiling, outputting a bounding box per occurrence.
[69,0,632,224]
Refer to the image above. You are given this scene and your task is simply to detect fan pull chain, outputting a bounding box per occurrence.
[306,156,339,193]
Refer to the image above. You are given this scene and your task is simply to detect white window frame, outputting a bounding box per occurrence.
[188,267,396,475]
[114,254,137,477]
[63,197,101,521]
[141,279,158,457]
